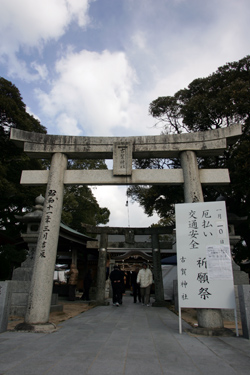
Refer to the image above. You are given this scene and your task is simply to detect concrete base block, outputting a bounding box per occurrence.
[0,281,12,333]
[51,293,58,305]
[10,306,27,317]
[15,322,58,333]
[11,267,32,281]
[10,303,63,316]
[9,280,30,317]
[11,292,28,306]
[10,280,31,292]
[9,292,61,316]
[238,285,250,340]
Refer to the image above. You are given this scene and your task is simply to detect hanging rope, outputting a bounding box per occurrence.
[126,189,130,227]
[125,145,130,227]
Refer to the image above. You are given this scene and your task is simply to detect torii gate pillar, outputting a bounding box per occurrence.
[151,233,166,306]
[24,153,68,327]
[96,233,108,304]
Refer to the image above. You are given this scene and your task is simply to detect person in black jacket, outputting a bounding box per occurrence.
[109,265,124,306]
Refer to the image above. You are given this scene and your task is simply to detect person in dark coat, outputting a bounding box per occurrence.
[109,265,124,306]
[81,270,92,301]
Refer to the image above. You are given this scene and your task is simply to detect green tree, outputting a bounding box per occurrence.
[0,77,47,237]
[0,77,110,278]
[62,159,110,231]
[62,185,110,231]
[129,56,250,262]
[149,55,250,133]
[0,77,47,279]
[128,156,182,227]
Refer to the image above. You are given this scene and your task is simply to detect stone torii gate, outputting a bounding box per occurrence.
[10,124,241,331]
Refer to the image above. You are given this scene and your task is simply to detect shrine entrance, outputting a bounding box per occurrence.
[10,124,241,330]
[83,224,175,301]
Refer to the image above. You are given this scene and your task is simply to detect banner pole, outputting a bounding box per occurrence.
[179,306,182,334]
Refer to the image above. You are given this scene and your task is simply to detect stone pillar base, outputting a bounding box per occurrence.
[15,322,58,333]
[238,285,250,339]
[186,327,236,337]
[197,308,224,328]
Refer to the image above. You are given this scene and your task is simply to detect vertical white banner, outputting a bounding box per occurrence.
[175,201,235,309]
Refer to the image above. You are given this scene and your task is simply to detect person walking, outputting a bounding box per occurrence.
[137,262,153,306]
[110,265,124,306]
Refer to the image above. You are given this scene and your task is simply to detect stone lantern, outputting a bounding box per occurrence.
[11,195,62,317]
[13,194,44,279]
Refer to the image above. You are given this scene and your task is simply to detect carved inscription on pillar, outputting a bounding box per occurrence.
[113,142,132,176]
[40,189,57,258]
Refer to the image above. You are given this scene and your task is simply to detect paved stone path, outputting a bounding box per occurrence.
[0,296,250,374]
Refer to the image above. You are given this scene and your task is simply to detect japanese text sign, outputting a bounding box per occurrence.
[113,142,132,176]
[175,201,235,309]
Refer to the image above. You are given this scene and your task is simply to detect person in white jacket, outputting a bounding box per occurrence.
[137,262,153,306]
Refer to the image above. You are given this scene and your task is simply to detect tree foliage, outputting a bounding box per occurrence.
[0,244,27,280]
[129,56,250,262]
[149,55,250,133]
[0,77,110,278]
[0,77,47,279]
[62,159,110,232]
[0,77,47,238]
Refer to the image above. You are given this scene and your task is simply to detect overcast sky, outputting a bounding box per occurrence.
[1,0,250,227]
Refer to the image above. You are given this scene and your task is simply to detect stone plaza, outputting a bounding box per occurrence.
[1,295,250,375]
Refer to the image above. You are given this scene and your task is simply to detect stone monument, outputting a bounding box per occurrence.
[11,195,62,317]
[0,282,12,333]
